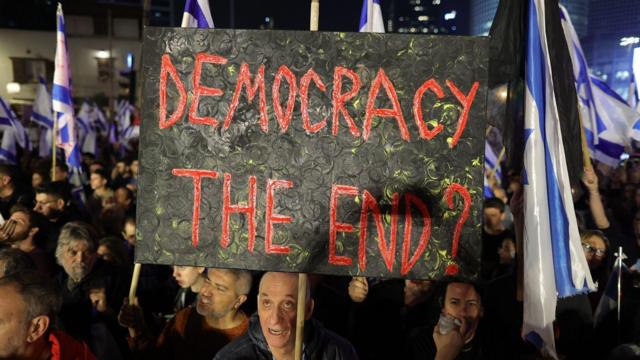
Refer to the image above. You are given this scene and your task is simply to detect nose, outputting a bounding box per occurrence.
[172,267,179,278]
[268,308,284,326]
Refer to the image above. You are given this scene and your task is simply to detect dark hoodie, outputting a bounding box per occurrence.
[214,314,359,360]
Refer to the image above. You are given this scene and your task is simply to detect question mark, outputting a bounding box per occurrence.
[443,183,471,275]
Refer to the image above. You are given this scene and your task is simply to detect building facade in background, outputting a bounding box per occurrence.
[394,0,468,35]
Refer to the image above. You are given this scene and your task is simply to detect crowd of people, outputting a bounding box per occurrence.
[0,136,640,360]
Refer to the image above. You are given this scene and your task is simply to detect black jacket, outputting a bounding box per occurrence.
[214,314,359,360]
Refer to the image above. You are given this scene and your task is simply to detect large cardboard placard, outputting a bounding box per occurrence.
[136,28,488,279]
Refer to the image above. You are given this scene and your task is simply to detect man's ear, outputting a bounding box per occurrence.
[304,299,314,321]
[55,198,65,210]
[196,267,206,274]
[235,294,248,310]
[26,315,50,343]
[29,227,39,238]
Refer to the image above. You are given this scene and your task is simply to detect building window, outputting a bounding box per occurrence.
[10,58,54,84]
[66,15,94,36]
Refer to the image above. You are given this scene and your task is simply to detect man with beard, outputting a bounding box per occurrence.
[54,221,128,358]
[34,182,78,256]
[118,267,252,360]
[0,205,55,277]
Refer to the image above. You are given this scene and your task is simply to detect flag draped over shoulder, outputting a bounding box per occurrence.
[359,0,384,33]
[32,77,54,158]
[53,3,85,204]
[522,0,595,358]
[181,0,214,29]
[560,5,640,166]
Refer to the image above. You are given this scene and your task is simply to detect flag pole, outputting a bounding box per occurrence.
[616,246,622,343]
[294,5,319,359]
[51,116,57,180]
[127,262,142,338]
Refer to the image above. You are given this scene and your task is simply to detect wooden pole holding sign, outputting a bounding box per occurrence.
[128,262,142,303]
[294,273,308,360]
[294,4,320,359]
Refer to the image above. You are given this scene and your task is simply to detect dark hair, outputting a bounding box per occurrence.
[115,186,134,201]
[35,181,71,203]
[0,164,18,184]
[483,197,505,213]
[0,248,35,277]
[91,168,109,181]
[436,276,484,308]
[0,270,62,324]
[98,236,130,268]
[10,204,48,248]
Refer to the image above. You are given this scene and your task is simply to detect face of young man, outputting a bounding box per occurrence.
[442,282,483,343]
[33,193,64,220]
[196,269,243,320]
[482,207,504,230]
[0,284,30,358]
[172,266,204,289]
[6,211,32,244]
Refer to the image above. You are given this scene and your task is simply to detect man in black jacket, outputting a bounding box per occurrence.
[214,271,358,360]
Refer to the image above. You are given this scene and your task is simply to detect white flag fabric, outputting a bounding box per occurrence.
[359,0,385,33]
[181,0,214,29]
[522,0,595,358]
[560,5,640,166]
[31,77,54,158]
[52,3,85,205]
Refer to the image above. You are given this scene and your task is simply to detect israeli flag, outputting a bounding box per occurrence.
[0,98,20,164]
[92,103,108,134]
[523,0,595,358]
[594,256,628,328]
[52,3,85,204]
[484,141,502,198]
[181,0,214,29]
[560,5,640,166]
[359,0,384,33]
[31,77,54,158]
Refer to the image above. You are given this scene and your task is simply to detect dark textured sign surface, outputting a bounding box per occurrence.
[137,28,488,279]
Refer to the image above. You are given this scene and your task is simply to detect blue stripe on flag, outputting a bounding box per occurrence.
[527,0,575,297]
[183,0,212,28]
[0,148,17,164]
[52,84,73,105]
[31,112,54,129]
[591,76,629,105]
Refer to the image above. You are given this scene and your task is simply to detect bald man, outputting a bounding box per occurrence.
[215,271,358,360]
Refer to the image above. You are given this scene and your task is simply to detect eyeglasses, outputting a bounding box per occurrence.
[582,242,606,257]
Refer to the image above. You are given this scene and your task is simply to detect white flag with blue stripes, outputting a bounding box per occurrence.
[53,3,85,204]
[31,77,54,158]
[181,0,214,29]
[0,98,20,164]
[359,0,384,33]
[560,5,640,166]
[484,141,502,198]
[523,0,595,358]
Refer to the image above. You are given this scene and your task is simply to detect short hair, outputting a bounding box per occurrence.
[483,197,505,213]
[580,229,610,250]
[98,236,130,267]
[55,162,69,173]
[55,221,98,263]
[116,186,134,201]
[436,276,484,308]
[0,271,62,324]
[0,164,18,183]
[35,181,71,203]
[259,272,311,301]
[0,248,35,277]
[229,269,252,295]
[91,168,109,181]
[10,205,48,247]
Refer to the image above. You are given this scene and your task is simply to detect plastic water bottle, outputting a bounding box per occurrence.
[438,313,461,335]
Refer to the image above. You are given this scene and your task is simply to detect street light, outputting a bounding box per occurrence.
[620,36,640,47]
[6,82,20,94]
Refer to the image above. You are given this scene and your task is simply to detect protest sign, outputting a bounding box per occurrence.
[136,28,488,279]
